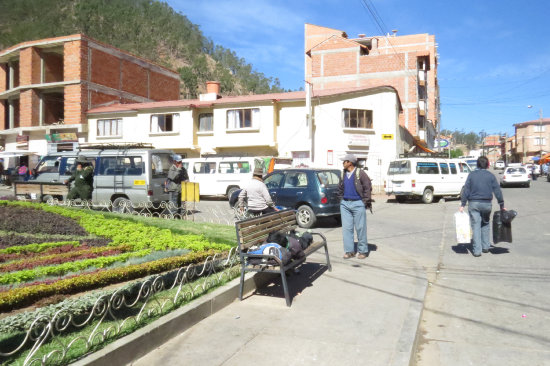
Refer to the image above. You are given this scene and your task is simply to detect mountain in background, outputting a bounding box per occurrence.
[0,0,288,98]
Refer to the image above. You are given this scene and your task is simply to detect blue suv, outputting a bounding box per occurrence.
[230,168,342,228]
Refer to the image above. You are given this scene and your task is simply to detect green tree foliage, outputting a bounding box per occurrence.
[0,0,287,97]
[440,129,482,150]
[450,148,464,158]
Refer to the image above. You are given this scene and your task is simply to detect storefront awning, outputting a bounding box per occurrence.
[0,150,38,157]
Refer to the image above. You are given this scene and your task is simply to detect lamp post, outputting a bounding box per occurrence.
[527,105,543,162]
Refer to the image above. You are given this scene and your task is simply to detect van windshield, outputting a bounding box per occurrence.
[388,161,411,174]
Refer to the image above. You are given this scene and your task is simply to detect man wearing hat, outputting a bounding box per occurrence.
[238,165,278,215]
[166,154,189,214]
[338,154,372,259]
[65,156,94,201]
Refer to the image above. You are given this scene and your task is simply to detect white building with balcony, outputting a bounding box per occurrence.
[87,84,410,188]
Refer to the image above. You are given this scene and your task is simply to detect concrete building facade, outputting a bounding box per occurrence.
[87,84,406,189]
[0,34,180,168]
[512,119,550,163]
[304,24,439,150]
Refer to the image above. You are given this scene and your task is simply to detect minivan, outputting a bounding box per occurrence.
[385,157,472,203]
[31,146,174,209]
[182,156,265,198]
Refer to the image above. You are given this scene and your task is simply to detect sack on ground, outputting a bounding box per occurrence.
[247,243,291,265]
[454,211,471,243]
[493,210,513,243]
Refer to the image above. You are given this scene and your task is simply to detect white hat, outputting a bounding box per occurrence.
[173,154,183,162]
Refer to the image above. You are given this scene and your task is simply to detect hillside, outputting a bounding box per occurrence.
[0,0,287,98]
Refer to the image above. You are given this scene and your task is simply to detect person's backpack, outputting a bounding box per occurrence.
[18,166,27,175]
[247,243,291,265]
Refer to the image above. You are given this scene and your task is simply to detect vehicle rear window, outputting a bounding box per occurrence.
[416,162,439,174]
[388,161,411,174]
[508,168,526,174]
[317,171,340,186]
[152,153,171,178]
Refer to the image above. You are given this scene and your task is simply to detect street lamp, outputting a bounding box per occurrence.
[527,105,544,162]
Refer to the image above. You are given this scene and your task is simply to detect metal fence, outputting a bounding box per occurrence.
[0,249,240,366]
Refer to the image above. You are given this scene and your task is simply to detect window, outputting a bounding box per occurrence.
[284,172,308,188]
[459,163,471,173]
[534,137,546,146]
[151,153,171,178]
[439,163,449,174]
[98,156,144,176]
[97,119,122,137]
[449,163,457,174]
[226,108,259,129]
[264,173,284,189]
[416,162,439,174]
[151,114,178,133]
[35,156,61,174]
[317,171,340,186]
[193,162,217,174]
[342,109,373,129]
[218,161,250,174]
[199,113,213,132]
[534,125,546,132]
[388,161,411,174]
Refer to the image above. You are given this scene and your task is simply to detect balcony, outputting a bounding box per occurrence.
[418,70,426,86]
[418,100,427,116]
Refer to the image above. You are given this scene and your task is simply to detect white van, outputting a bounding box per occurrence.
[182,156,265,198]
[384,157,472,203]
[31,146,174,209]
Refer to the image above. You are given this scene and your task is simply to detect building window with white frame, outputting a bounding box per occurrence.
[226,108,259,130]
[97,119,122,137]
[150,113,178,133]
[198,113,213,132]
[342,109,373,129]
[534,125,546,132]
[534,137,546,146]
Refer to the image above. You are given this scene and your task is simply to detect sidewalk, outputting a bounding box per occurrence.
[128,228,428,366]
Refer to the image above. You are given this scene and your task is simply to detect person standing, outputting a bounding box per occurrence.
[65,156,94,201]
[459,156,505,257]
[238,166,278,215]
[338,154,372,259]
[166,155,189,214]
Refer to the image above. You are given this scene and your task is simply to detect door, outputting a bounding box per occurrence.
[438,162,451,194]
[276,171,309,209]
[263,172,285,206]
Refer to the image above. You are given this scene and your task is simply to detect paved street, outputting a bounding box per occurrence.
[3,173,550,365]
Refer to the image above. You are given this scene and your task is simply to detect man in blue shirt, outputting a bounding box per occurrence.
[460,156,505,257]
[337,154,372,259]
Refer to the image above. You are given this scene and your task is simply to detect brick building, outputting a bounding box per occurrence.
[0,34,180,168]
[512,119,550,163]
[305,24,439,150]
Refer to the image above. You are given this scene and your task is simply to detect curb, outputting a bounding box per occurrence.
[70,271,275,366]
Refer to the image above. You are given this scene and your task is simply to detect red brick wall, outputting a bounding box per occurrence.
[64,40,87,81]
[19,89,40,127]
[323,52,356,76]
[0,100,5,130]
[0,64,6,93]
[358,54,405,73]
[149,71,180,100]
[121,59,147,97]
[64,84,85,124]
[19,47,41,85]
[90,48,120,89]
[90,90,120,108]
[43,52,64,83]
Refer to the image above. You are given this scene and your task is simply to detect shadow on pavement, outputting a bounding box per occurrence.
[246,262,328,305]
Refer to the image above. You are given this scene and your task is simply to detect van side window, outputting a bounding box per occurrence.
[449,163,457,174]
[194,162,216,174]
[36,156,60,174]
[416,162,439,174]
[218,161,249,174]
[439,163,449,174]
[119,156,143,176]
[388,161,411,174]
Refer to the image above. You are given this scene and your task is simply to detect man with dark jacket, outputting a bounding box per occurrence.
[338,154,372,259]
[460,156,505,257]
[65,156,94,201]
[166,155,189,214]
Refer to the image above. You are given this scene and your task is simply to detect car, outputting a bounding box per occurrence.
[229,168,342,228]
[494,160,505,169]
[500,167,530,187]
[523,163,540,177]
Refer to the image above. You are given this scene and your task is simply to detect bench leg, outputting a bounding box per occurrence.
[324,244,332,271]
[239,265,246,301]
[280,267,291,307]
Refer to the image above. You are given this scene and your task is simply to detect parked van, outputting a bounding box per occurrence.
[32,146,174,209]
[182,156,265,198]
[384,157,472,203]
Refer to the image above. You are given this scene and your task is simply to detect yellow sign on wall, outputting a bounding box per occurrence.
[181,182,200,202]
[382,134,394,140]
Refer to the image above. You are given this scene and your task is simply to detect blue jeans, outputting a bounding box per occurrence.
[340,200,368,254]
[468,201,492,255]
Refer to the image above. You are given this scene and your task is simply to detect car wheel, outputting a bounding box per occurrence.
[112,197,133,213]
[395,195,406,203]
[526,181,530,188]
[296,205,316,228]
[421,188,433,204]
[227,186,239,200]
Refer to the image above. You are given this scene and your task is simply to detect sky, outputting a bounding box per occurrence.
[168,0,550,137]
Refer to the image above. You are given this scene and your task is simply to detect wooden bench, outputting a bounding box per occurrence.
[235,209,332,306]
